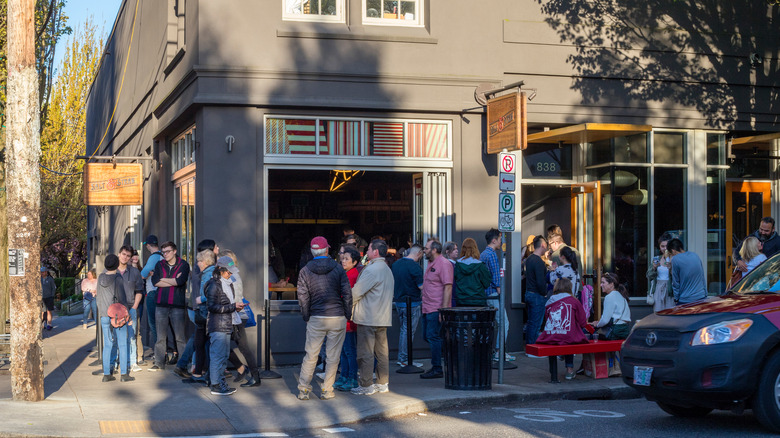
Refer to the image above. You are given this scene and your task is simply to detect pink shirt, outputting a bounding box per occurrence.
[422,256,453,314]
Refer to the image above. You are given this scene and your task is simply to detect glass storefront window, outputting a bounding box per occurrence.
[654,132,686,164]
[592,166,649,297]
[653,168,686,244]
[707,169,726,294]
[726,157,771,179]
[521,144,573,179]
[707,133,725,166]
[587,133,648,165]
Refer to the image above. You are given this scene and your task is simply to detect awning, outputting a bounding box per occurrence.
[731,132,780,149]
[527,123,652,145]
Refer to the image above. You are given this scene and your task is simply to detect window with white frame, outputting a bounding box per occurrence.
[171,126,196,265]
[171,126,196,172]
[283,0,344,22]
[363,0,423,26]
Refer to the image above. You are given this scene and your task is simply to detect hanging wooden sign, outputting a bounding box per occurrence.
[84,163,143,206]
[486,92,528,154]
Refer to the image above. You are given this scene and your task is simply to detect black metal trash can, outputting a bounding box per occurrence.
[441,307,496,390]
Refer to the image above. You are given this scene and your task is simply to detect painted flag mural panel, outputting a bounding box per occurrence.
[368,122,404,156]
[408,123,448,158]
[320,120,361,156]
[265,119,325,155]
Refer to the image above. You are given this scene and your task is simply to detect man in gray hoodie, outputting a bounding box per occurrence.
[96,254,134,382]
[296,236,352,401]
[669,238,708,304]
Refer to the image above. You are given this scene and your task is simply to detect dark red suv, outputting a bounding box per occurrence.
[621,253,780,432]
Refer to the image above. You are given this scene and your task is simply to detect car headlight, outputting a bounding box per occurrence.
[691,319,753,346]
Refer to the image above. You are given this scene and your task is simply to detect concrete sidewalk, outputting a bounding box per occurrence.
[0,314,636,437]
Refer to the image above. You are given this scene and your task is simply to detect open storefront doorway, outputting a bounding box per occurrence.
[266,168,450,291]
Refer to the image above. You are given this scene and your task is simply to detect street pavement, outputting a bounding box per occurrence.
[0,314,635,437]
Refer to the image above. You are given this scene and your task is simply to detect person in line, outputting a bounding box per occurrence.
[524,236,548,356]
[536,278,588,380]
[182,248,215,386]
[548,246,580,298]
[443,241,459,306]
[740,236,767,275]
[668,238,708,305]
[735,217,780,272]
[343,226,368,255]
[454,238,491,307]
[334,245,361,391]
[149,241,190,371]
[548,233,583,275]
[420,239,453,379]
[206,265,244,396]
[646,233,676,312]
[481,228,515,361]
[295,236,352,400]
[130,249,145,363]
[41,267,56,331]
[351,239,395,396]
[96,254,133,382]
[391,244,424,369]
[140,235,163,359]
[117,245,145,373]
[593,273,632,340]
[218,253,261,388]
[81,269,98,329]
[175,240,218,380]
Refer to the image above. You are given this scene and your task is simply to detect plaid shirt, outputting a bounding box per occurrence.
[480,246,500,297]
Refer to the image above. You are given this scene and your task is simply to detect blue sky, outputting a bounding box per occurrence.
[53,0,123,74]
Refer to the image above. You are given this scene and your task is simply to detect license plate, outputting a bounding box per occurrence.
[634,366,653,386]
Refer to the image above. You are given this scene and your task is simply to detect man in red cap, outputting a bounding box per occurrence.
[295,236,352,401]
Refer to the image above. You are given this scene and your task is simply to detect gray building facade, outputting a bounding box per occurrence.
[86,0,779,364]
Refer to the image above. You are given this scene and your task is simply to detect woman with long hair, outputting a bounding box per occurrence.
[536,278,588,380]
[548,246,580,298]
[81,268,98,329]
[647,233,675,312]
[593,272,632,340]
[454,238,491,306]
[740,236,767,275]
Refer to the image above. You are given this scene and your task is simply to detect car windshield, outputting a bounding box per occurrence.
[732,253,780,294]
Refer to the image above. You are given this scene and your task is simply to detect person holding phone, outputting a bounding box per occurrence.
[646,233,676,312]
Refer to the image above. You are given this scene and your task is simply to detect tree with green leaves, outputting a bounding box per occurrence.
[40,18,103,277]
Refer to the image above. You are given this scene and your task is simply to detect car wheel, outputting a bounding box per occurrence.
[752,351,780,432]
[656,401,713,418]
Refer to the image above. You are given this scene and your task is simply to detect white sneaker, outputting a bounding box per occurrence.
[131,364,142,373]
[526,353,543,359]
[351,385,377,396]
[396,361,424,367]
[373,383,389,393]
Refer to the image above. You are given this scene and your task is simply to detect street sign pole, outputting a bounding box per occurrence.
[496,150,518,382]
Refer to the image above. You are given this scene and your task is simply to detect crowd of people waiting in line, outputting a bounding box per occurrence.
[53,217,780,396]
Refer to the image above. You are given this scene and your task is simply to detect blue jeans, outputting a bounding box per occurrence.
[396,303,421,363]
[422,312,442,370]
[487,298,510,350]
[101,317,128,375]
[339,331,357,380]
[209,331,231,388]
[146,290,157,345]
[83,299,95,323]
[524,292,546,345]
[127,308,139,367]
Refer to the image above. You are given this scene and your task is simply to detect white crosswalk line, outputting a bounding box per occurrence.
[322,427,355,433]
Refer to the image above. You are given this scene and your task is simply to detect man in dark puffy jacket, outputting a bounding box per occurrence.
[206,266,244,396]
[296,236,352,401]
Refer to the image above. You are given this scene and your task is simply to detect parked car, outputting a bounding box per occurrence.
[621,252,780,432]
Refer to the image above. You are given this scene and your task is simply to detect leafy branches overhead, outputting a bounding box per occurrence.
[40,18,103,277]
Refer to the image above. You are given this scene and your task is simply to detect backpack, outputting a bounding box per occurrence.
[107,303,130,328]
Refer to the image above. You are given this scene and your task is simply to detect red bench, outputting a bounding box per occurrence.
[525,340,624,383]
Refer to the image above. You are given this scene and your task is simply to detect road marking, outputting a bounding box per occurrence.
[122,434,288,438]
[494,408,624,422]
[323,427,354,433]
[459,411,472,415]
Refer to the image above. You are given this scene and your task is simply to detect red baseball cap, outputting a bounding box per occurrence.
[310,236,330,250]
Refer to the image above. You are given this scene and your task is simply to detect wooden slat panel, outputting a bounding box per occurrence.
[527,123,652,144]
[84,163,143,206]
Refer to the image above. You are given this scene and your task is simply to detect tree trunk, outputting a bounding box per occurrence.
[7,0,44,402]
[0,139,8,338]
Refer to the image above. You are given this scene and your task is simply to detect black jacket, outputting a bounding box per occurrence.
[297,257,352,322]
[206,278,237,334]
[735,230,780,262]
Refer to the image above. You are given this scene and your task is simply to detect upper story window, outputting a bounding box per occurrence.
[171,126,196,173]
[284,0,345,22]
[364,0,423,26]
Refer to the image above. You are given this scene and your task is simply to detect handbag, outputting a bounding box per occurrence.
[242,298,257,328]
[646,290,655,306]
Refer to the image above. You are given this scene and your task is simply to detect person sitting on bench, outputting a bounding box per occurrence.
[536,278,588,381]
